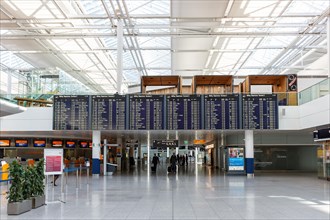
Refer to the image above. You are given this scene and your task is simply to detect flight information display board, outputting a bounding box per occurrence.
[53,95,90,130]
[167,95,202,130]
[242,94,278,129]
[91,95,126,130]
[204,94,240,129]
[129,95,165,130]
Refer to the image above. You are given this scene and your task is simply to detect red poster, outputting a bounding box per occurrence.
[46,156,62,172]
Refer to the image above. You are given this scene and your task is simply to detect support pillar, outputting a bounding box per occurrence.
[7,74,12,95]
[245,130,254,178]
[103,139,107,176]
[166,131,170,158]
[175,131,179,155]
[117,137,122,171]
[327,15,330,77]
[147,131,150,166]
[117,19,123,93]
[92,131,101,176]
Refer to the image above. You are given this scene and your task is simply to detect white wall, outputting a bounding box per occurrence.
[299,94,330,129]
[278,106,301,130]
[0,107,53,131]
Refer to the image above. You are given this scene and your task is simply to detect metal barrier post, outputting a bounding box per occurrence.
[87,168,89,184]
[66,171,68,185]
[76,169,78,188]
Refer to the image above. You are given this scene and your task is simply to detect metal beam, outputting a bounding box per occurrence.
[2,24,326,30]
[1,32,325,39]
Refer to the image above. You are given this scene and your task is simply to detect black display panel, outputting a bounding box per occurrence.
[53,95,90,130]
[129,95,165,130]
[204,94,240,129]
[91,95,126,130]
[166,95,202,130]
[153,140,179,148]
[242,94,278,129]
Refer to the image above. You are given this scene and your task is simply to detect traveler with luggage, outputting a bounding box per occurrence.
[170,153,177,173]
[152,153,160,172]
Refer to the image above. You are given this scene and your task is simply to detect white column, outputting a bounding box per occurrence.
[195,147,198,164]
[116,137,122,171]
[245,130,254,178]
[103,139,107,176]
[138,143,142,161]
[147,131,150,166]
[92,131,101,176]
[117,19,123,93]
[166,131,170,158]
[7,73,12,94]
[175,131,179,155]
[327,16,330,77]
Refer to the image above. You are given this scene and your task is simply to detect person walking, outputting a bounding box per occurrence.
[170,153,177,173]
[152,153,160,172]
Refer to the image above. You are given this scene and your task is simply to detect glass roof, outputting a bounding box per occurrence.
[0,0,328,93]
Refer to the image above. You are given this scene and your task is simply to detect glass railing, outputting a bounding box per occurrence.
[0,94,54,107]
[298,78,330,105]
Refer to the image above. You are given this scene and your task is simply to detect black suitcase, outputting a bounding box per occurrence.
[151,166,156,172]
[168,166,172,172]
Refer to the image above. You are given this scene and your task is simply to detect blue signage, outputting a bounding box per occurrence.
[167,95,202,130]
[91,95,126,130]
[204,94,240,129]
[53,95,90,130]
[129,95,165,130]
[242,94,278,129]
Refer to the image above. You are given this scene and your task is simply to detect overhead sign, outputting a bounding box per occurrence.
[193,139,206,145]
[314,128,330,142]
[153,140,178,148]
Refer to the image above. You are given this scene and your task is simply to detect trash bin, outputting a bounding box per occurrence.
[106,163,117,175]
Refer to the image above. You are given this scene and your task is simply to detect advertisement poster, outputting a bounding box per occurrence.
[15,140,28,147]
[34,140,46,147]
[44,149,63,175]
[52,140,63,147]
[0,140,10,147]
[228,147,244,171]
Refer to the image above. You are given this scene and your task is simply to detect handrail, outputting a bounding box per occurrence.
[298,78,330,105]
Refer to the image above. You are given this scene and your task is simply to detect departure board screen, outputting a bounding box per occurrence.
[129,95,165,130]
[204,94,240,129]
[53,95,90,130]
[167,95,202,130]
[242,94,278,129]
[91,95,126,130]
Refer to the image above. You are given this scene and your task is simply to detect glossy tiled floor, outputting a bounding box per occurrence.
[1,164,330,219]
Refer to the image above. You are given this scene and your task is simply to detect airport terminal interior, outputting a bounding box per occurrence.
[0,0,330,219]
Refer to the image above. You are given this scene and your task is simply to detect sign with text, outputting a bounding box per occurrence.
[44,149,63,175]
[153,140,178,148]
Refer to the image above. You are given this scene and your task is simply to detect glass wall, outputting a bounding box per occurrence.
[299,78,330,105]
[254,146,317,171]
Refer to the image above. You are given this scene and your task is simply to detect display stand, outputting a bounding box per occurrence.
[192,75,233,94]
[240,75,298,106]
[141,76,181,94]
[225,147,245,175]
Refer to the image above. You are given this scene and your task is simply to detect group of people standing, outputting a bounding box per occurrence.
[170,153,189,173]
[151,153,190,173]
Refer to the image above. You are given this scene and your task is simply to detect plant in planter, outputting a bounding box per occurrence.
[31,159,45,208]
[22,165,33,200]
[6,160,31,215]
